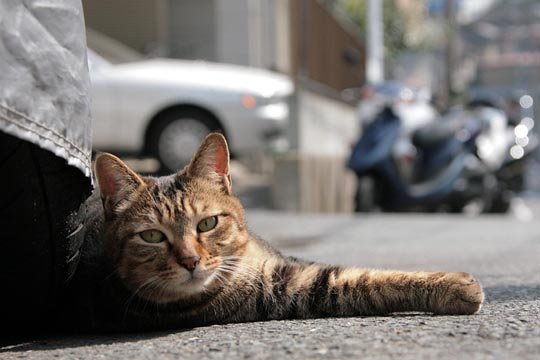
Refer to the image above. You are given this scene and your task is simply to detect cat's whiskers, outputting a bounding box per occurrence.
[211,271,229,288]
[222,260,261,279]
[216,261,263,294]
[123,274,162,318]
[204,265,229,289]
[218,265,257,280]
[131,276,170,317]
[146,277,170,308]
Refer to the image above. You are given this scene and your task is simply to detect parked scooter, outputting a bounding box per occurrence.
[347,105,483,212]
[477,108,537,212]
[348,82,538,213]
[465,95,538,212]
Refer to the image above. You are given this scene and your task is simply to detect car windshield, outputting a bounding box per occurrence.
[85,28,144,65]
[87,49,112,72]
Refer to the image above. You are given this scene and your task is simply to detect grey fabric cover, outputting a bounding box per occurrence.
[0,0,92,178]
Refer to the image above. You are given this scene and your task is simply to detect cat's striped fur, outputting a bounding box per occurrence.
[63,133,483,332]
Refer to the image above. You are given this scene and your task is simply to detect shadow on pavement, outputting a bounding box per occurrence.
[3,285,538,354]
[0,330,185,353]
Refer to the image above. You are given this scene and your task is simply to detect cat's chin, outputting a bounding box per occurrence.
[150,272,218,303]
[174,277,208,295]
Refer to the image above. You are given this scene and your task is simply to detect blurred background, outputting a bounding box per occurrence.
[82,0,540,215]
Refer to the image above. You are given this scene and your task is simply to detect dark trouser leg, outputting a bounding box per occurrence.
[0,131,91,333]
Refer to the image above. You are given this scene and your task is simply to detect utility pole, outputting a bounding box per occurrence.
[366,0,384,84]
[445,0,457,108]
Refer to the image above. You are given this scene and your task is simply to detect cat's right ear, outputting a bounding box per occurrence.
[186,133,232,194]
[94,153,145,216]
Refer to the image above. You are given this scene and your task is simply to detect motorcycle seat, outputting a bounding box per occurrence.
[412,121,458,148]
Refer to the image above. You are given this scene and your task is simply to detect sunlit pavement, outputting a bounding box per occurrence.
[2,199,540,359]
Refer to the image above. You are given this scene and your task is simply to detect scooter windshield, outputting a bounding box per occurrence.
[347,109,401,174]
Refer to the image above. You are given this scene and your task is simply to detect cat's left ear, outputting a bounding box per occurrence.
[94,153,146,216]
[186,133,232,194]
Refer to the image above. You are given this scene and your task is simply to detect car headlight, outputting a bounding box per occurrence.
[256,102,289,120]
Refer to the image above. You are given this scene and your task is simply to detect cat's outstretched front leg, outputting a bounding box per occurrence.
[310,267,484,316]
[255,263,484,319]
[333,268,485,315]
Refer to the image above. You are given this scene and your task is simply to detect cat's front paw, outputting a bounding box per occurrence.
[432,272,484,315]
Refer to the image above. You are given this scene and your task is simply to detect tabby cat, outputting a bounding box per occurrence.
[62,133,484,332]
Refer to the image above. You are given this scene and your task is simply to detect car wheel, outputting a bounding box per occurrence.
[148,109,220,173]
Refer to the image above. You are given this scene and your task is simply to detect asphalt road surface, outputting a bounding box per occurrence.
[2,200,540,359]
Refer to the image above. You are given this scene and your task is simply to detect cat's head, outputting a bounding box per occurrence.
[94,133,248,303]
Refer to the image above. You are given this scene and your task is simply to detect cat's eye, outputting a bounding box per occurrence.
[197,216,218,232]
[140,230,166,243]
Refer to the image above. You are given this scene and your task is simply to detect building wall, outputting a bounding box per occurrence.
[214,0,287,71]
[168,0,216,60]
[214,0,250,66]
[83,0,161,54]
[273,0,292,74]
[83,0,363,88]
[289,0,365,92]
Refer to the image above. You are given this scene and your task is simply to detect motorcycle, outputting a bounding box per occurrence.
[479,107,538,212]
[461,91,540,211]
[347,105,484,212]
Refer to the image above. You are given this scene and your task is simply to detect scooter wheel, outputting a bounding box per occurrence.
[486,191,512,213]
[354,177,378,212]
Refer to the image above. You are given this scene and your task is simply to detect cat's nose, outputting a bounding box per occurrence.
[179,256,201,272]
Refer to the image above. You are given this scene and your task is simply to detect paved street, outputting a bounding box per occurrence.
[2,200,540,359]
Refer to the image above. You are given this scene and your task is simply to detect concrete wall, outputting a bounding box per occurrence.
[272,152,357,213]
[272,90,359,213]
[297,91,359,156]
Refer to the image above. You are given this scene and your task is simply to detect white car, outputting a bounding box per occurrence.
[88,49,293,172]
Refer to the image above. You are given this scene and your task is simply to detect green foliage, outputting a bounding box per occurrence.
[341,0,407,60]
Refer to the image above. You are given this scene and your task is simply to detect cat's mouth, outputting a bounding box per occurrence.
[183,271,211,284]
[132,267,223,303]
[171,268,217,290]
